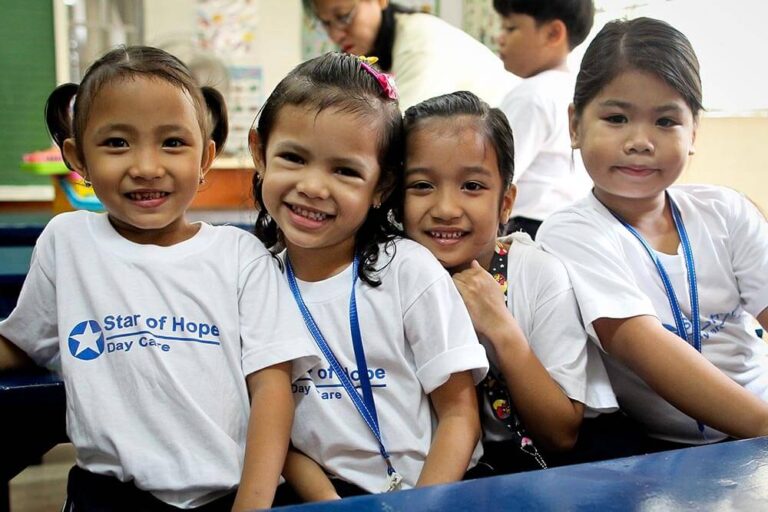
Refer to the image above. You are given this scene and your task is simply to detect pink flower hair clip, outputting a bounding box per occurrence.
[357,55,398,101]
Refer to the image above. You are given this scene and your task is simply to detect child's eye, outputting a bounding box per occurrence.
[102,138,128,148]
[656,117,680,128]
[405,181,433,192]
[462,181,487,192]
[502,25,516,33]
[163,138,186,148]
[603,114,627,124]
[277,152,304,165]
[335,167,361,178]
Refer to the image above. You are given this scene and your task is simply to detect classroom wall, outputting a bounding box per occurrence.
[2,0,765,213]
[682,117,768,213]
[143,0,302,101]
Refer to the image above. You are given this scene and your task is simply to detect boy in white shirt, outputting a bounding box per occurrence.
[494,0,595,238]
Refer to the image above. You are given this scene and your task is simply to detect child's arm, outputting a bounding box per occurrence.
[596,315,768,438]
[417,370,480,486]
[453,261,584,451]
[0,334,34,371]
[232,362,294,512]
[282,448,340,502]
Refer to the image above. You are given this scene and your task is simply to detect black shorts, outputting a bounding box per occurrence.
[272,477,368,506]
[64,465,235,512]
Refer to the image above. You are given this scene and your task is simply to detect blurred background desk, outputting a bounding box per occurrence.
[0,369,66,512]
[277,436,768,511]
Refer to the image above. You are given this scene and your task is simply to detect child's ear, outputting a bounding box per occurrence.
[499,184,517,224]
[546,19,567,47]
[373,170,397,208]
[62,138,87,181]
[200,140,216,183]
[568,103,581,149]
[248,128,265,172]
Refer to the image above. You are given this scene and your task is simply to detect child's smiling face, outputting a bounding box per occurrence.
[570,68,698,211]
[257,104,385,268]
[64,76,213,246]
[403,116,514,273]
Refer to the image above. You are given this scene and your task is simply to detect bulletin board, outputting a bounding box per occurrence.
[462,0,501,52]
[196,0,264,158]
[0,1,56,186]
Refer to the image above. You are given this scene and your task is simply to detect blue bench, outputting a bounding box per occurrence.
[276,436,768,511]
[3,370,768,511]
[0,368,66,512]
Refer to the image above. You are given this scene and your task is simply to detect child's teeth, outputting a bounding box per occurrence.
[130,191,166,200]
[292,206,327,221]
[431,231,462,239]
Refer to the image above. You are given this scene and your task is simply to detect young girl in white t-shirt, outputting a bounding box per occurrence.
[0,46,318,511]
[249,53,488,503]
[399,90,617,473]
[538,17,768,450]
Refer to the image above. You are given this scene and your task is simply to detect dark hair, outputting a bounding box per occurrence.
[397,91,514,226]
[572,17,703,117]
[251,51,403,287]
[303,1,415,71]
[45,45,228,170]
[493,0,595,49]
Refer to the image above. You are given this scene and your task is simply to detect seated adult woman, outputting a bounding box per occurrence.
[305,0,518,110]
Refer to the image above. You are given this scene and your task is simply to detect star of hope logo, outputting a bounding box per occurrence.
[67,320,105,360]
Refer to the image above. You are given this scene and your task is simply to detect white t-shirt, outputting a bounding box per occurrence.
[0,211,319,508]
[538,185,768,444]
[480,234,618,443]
[392,12,519,111]
[284,238,489,493]
[499,69,591,222]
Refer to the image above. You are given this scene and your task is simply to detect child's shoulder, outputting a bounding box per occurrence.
[501,233,571,283]
[47,209,97,227]
[540,193,605,228]
[41,210,102,240]
[538,195,626,255]
[670,183,746,205]
[205,224,271,258]
[377,237,448,281]
[670,184,760,222]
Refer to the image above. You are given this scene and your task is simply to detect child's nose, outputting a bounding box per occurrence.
[432,190,463,220]
[130,148,165,180]
[296,171,330,199]
[624,125,655,154]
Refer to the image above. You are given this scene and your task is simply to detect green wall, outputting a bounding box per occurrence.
[0,0,56,186]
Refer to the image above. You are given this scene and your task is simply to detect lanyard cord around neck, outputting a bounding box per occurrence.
[284,255,402,485]
[602,192,704,434]
[482,241,547,469]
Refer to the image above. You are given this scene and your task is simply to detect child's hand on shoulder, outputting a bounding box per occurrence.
[452,260,516,339]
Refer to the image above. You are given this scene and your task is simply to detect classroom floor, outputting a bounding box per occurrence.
[9,443,74,512]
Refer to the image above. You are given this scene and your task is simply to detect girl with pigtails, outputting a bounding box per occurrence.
[0,46,318,511]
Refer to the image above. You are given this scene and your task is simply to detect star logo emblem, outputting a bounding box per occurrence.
[68,320,105,360]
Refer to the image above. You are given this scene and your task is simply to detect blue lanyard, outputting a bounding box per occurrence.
[285,255,398,477]
[605,193,704,433]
